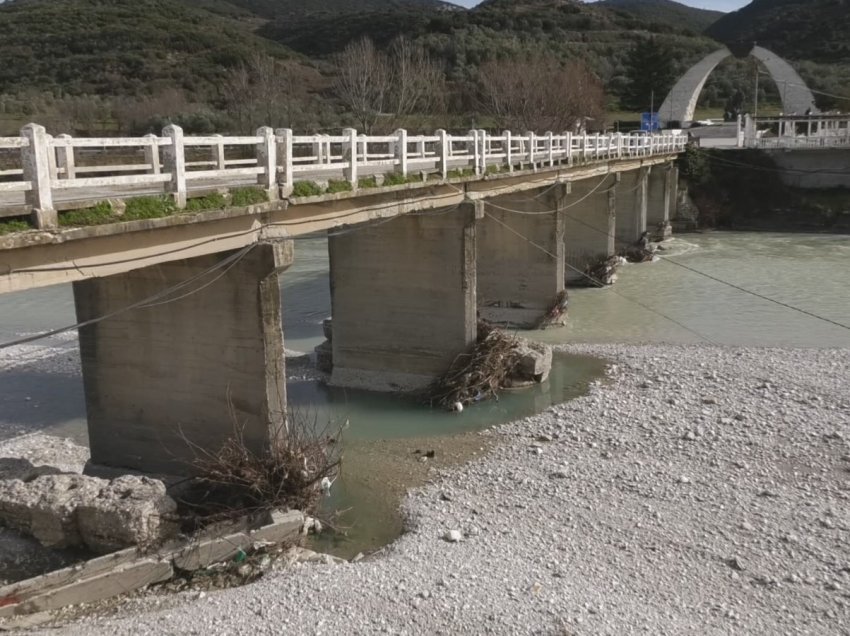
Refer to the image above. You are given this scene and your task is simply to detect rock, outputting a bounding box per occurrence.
[678,476,691,484]
[444,530,463,543]
[76,475,178,553]
[513,341,553,383]
[727,556,745,571]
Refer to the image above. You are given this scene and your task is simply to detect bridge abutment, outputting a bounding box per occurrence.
[476,189,565,327]
[327,206,478,392]
[564,177,616,284]
[74,241,292,476]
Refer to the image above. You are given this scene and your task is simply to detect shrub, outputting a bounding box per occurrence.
[326,179,353,194]
[59,201,115,226]
[382,172,409,186]
[185,193,227,212]
[230,187,269,207]
[357,176,378,189]
[124,196,177,220]
[0,218,32,235]
[291,181,324,197]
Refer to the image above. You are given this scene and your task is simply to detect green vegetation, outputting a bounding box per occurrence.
[598,0,722,34]
[485,165,501,175]
[185,193,228,212]
[0,218,32,235]
[0,0,846,138]
[123,196,177,220]
[447,168,475,179]
[326,179,353,194]
[381,172,410,187]
[357,176,379,189]
[291,181,324,197]
[58,202,116,226]
[230,187,269,206]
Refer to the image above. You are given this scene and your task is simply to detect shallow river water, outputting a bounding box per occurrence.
[0,231,848,557]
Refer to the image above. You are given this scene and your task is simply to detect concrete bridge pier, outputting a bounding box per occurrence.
[73,241,293,476]
[564,176,616,284]
[327,206,478,392]
[614,168,649,248]
[647,164,677,238]
[476,189,566,327]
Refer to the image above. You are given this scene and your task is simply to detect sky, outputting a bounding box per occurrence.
[452,1,750,11]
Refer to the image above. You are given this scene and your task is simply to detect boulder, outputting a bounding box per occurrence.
[512,341,553,384]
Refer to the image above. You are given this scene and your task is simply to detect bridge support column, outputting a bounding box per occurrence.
[74,241,293,476]
[647,164,675,238]
[477,188,565,327]
[328,206,477,392]
[564,176,616,284]
[614,168,648,248]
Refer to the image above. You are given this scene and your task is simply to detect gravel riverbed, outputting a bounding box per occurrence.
[34,342,847,636]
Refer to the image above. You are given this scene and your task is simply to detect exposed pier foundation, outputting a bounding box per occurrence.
[614,168,649,247]
[477,189,566,327]
[328,206,478,392]
[73,241,293,475]
[564,177,616,284]
[647,164,677,237]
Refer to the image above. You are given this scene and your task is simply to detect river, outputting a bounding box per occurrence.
[0,231,848,557]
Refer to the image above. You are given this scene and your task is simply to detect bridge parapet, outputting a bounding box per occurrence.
[0,125,686,228]
[741,114,850,150]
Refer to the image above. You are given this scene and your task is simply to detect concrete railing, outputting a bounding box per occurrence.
[742,114,850,150]
[0,123,686,228]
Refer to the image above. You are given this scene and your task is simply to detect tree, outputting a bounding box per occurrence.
[221,54,325,133]
[332,36,446,132]
[332,38,390,133]
[623,37,677,112]
[477,55,605,133]
[387,37,446,122]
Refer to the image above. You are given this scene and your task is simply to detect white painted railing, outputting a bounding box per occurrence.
[0,123,686,228]
[742,114,850,150]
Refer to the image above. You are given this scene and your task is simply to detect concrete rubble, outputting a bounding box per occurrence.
[0,473,177,553]
[0,510,306,620]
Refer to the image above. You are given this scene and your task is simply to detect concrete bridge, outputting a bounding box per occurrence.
[0,124,685,476]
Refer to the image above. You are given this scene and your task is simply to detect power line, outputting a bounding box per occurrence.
[483,211,718,344]
[0,245,256,350]
[480,185,850,335]
[657,255,850,332]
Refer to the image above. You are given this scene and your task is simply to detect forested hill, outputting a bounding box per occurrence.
[0,0,296,95]
[707,0,850,64]
[596,0,723,34]
[220,0,460,20]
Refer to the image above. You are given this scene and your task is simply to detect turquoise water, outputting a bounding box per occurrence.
[1,232,848,556]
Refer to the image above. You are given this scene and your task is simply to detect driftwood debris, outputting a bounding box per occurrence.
[426,322,552,410]
[537,290,569,329]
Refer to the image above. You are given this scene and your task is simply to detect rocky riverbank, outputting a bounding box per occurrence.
[41,343,849,635]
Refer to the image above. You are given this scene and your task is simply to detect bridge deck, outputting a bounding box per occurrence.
[0,154,677,294]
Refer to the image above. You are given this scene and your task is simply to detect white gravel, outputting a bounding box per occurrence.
[39,343,848,636]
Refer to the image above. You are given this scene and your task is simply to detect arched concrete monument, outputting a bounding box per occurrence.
[658,45,818,126]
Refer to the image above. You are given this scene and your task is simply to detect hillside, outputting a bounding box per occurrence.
[222,0,460,20]
[0,0,295,96]
[596,0,723,34]
[707,0,850,64]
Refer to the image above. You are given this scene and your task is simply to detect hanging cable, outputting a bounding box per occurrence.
[483,212,717,344]
[0,245,256,351]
